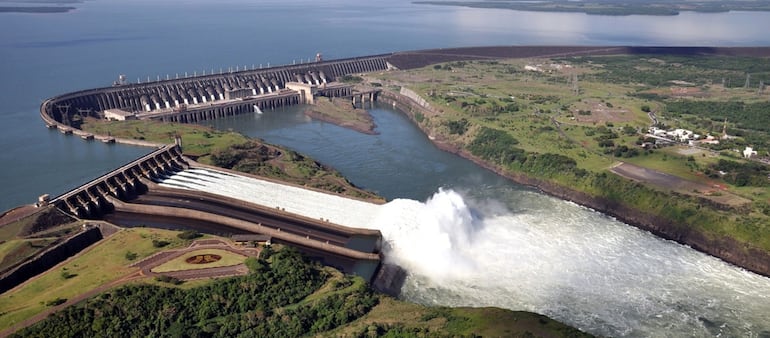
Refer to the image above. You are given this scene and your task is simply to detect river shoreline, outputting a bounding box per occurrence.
[376,90,770,279]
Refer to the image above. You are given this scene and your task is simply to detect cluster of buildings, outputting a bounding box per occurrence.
[524,63,573,73]
[646,126,760,159]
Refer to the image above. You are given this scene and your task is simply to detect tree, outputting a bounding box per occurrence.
[177,230,202,240]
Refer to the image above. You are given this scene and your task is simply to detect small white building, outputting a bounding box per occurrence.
[524,65,543,72]
[743,146,758,159]
[103,108,136,121]
[666,128,696,142]
[649,127,667,137]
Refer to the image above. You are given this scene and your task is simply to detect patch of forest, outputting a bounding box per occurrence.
[10,247,369,337]
[665,101,770,132]
[570,55,770,88]
[9,246,592,337]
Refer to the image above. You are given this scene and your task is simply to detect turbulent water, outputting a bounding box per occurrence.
[162,169,770,337]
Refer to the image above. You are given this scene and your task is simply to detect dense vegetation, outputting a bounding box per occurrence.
[711,159,770,187]
[11,248,369,337]
[571,55,770,88]
[666,100,770,132]
[8,245,591,337]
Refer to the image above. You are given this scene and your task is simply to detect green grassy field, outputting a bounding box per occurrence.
[81,119,248,159]
[0,227,183,331]
[7,243,593,337]
[367,55,770,260]
[0,238,57,272]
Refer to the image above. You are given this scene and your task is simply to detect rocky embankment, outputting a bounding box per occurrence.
[377,90,770,278]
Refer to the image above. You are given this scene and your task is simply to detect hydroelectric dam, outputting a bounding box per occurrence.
[36,46,627,282]
[33,45,770,291]
[17,45,770,336]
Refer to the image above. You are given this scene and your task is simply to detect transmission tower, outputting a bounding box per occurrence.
[56,104,71,126]
[745,74,751,89]
[571,73,579,95]
[77,108,93,119]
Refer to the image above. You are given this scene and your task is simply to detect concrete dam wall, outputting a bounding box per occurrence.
[49,144,187,219]
[41,55,391,126]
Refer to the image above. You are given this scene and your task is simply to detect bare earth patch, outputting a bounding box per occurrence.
[185,254,222,264]
[611,162,751,208]
[573,99,633,124]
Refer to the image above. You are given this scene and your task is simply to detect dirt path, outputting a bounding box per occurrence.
[611,162,751,207]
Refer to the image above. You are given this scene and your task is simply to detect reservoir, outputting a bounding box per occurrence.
[2,0,770,336]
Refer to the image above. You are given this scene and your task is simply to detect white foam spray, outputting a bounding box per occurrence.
[367,189,770,337]
[161,170,770,337]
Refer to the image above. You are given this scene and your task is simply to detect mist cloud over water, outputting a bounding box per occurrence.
[369,189,770,337]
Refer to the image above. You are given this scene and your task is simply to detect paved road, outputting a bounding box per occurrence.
[132,239,259,280]
[132,190,351,246]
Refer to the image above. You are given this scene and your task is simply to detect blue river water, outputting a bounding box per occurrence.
[1,1,770,336]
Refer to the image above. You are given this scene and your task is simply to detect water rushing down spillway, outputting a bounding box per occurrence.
[159,168,382,228]
[161,169,770,337]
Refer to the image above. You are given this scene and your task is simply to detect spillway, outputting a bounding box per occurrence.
[159,168,382,229]
[160,169,770,337]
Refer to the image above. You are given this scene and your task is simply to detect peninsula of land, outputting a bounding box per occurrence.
[305,96,378,135]
[414,0,770,16]
[0,6,74,13]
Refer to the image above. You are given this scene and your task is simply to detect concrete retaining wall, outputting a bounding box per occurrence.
[0,226,103,294]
